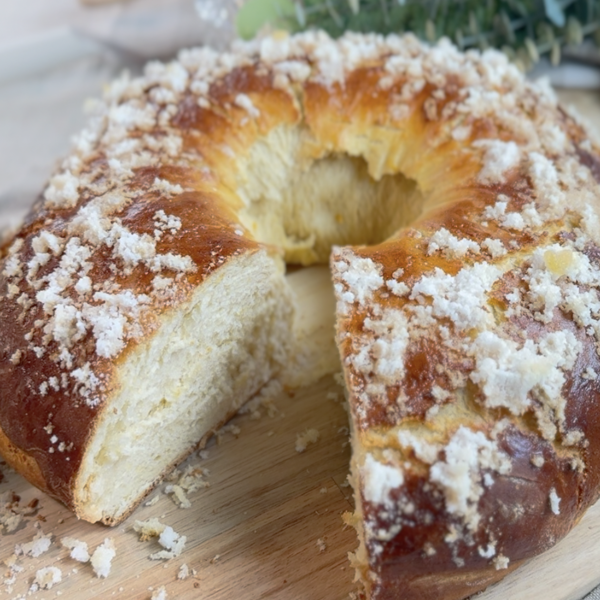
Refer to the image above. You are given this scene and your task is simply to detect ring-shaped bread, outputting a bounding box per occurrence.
[2,31,600,600]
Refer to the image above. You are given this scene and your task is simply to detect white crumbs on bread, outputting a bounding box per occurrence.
[332,249,384,314]
[397,430,441,465]
[361,453,404,507]
[470,330,581,433]
[153,210,183,239]
[482,195,542,231]
[477,542,497,559]
[386,278,409,297]
[234,93,260,119]
[351,308,410,387]
[549,487,561,515]
[481,238,506,258]
[43,171,80,209]
[427,228,480,258]
[151,178,183,197]
[473,139,520,185]
[528,152,564,217]
[409,263,501,331]
[429,427,511,532]
[531,454,545,468]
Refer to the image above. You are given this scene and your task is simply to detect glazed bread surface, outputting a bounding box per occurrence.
[1,30,600,599]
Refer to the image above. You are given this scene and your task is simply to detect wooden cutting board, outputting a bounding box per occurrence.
[2,265,600,600]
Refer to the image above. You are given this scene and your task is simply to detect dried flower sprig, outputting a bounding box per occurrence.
[236,0,600,70]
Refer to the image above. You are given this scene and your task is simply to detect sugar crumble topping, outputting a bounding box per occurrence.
[429,427,511,532]
[549,487,561,515]
[361,453,404,508]
[493,554,510,570]
[427,228,480,258]
[334,250,384,313]
[151,177,184,196]
[409,263,501,332]
[234,93,260,119]
[474,140,520,185]
[470,329,580,439]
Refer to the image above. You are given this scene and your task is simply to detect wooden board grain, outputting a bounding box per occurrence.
[2,265,600,600]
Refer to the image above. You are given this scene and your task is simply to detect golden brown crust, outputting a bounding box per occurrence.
[0,426,48,494]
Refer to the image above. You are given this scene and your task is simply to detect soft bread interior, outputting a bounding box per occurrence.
[75,250,293,524]
[235,126,430,264]
[76,123,438,524]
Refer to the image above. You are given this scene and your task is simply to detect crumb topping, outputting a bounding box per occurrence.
[470,330,580,435]
[361,453,404,507]
[427,228,480,258]
[429,427,511,532]
[549,487,561,515]
[474,140,520,185]
[333,250,384,313]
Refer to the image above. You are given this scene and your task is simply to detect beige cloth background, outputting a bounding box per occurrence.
[0,0,240,235]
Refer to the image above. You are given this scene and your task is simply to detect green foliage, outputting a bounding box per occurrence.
[236,0,600,69]
[236,0,296,40]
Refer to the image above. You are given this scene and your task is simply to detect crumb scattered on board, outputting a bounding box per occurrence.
[296,428,320,453]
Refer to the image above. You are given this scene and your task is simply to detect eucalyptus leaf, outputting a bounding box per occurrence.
[348,0,360,15]
[235,0,295,39]
[544,0,566,27]
[236,0,594,73]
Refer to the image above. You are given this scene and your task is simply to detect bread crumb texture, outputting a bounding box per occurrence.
[90,538,116,578]
[150,585,168,600]
[61,536,91,562]
[133,518,187,560]
[295,428,320,452]
[32,566,62,591]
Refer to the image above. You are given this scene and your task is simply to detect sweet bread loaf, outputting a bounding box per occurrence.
[2,30,600,599]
